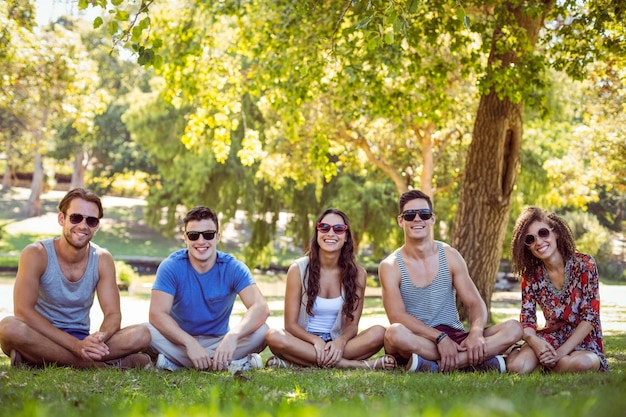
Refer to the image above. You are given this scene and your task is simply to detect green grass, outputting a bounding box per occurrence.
[1,335,625,417]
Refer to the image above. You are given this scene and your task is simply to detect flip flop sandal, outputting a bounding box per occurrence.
[363,354,396,370]
[266,356,294,368]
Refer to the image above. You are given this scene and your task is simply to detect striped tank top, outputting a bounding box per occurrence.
[395,242,465,331]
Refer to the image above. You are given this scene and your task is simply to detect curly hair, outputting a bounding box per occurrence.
[304,208,361,321]
[511,206,576,280]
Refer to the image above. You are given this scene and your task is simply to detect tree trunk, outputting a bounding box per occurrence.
[24,149,45,217]
[2,163,11,191]
[70,146,86,190]
[451,3,549,320]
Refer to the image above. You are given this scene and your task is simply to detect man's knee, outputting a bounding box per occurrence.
[119,324,152,349]
[384,323,409,347]
[0,317,29,347]
[502,320,523,342]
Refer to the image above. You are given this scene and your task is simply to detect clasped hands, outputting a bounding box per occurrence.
[78,331,110,361]
[436,333,486,372]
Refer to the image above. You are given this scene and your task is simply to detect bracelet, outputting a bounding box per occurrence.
[435,332,448,345]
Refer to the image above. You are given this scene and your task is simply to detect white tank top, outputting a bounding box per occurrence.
[307,296,342,333]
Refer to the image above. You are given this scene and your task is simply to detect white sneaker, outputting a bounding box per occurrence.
[155,353,181,371]
[228,353,263,373]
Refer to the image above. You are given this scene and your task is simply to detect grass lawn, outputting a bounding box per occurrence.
[1,335,625,417]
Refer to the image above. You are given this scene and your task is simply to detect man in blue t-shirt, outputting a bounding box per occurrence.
[147,206,269,371]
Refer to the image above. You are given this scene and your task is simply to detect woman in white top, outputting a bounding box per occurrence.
[265,208,395,370]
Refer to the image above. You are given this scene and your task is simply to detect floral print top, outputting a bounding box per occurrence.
[520,252,608,371]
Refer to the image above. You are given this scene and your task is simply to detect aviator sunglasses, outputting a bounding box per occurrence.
[68,213,100,228]
[524,228,551,246]
[400,209,433,221]
[316,223,349,235]
[185,230,217,241]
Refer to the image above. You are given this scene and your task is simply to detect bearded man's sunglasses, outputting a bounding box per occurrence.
[68,213,100,228]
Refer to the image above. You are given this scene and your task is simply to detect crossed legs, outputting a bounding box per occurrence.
[265,325,394,369]
[507,343,601,373]
[0,316,151,368]
[384,320,522,369]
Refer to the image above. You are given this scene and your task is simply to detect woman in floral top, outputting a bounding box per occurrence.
[506,207,608,373]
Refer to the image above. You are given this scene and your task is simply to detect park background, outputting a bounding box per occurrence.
[1,1,626,416]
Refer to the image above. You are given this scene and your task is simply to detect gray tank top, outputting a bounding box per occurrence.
[395,242,465,331]
[35,238,100,332]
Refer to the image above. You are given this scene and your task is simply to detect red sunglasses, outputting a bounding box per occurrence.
[316,223,349,235]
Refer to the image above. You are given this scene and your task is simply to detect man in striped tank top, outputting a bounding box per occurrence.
[379,190,522,373]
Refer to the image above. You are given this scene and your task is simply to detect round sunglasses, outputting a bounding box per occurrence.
[524,228,551,246]
[316,222,349,235]
[185,230,217,241]
[400,209,433,221]
[68,213,100,228]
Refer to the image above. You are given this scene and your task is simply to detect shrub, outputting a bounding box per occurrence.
[600,260,626,283]
[115,261,140,290]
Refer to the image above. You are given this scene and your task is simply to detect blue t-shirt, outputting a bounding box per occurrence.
[152,250,255,336]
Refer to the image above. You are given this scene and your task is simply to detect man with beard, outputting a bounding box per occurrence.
[0,188,151,368]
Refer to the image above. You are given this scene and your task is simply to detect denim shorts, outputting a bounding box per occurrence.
[309,332,333,342]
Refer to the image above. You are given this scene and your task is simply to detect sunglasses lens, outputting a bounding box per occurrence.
[402,212,417,221]
[202,231,216,240]
[316,223,332,233]
[68,214,99,227]
[524,234,535,246]
[332,225,348,234]
[69,214,82,224]
[186,232,201,241]
[538,228,550,238]
[418,210,433,220]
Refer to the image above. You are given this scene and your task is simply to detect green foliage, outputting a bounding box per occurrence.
[562,211,613,265]
[600,261,626,283]
[114,260,139,288]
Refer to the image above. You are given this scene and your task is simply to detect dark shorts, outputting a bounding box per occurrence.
[60,328,89,340]
[435,324,469,344]
[309,332,333,342]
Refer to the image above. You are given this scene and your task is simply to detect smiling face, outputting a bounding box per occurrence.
[398,197,434,240]
[184,218,221,268]
[316,213,347,253]
[525,220,559,261]
[58,198,100,250]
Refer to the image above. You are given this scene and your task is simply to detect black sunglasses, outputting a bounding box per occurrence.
[185,230,217,241]
[316,223,349,235]
[400,209,433,221]
[68,213,100,228]
[524,228,551,246]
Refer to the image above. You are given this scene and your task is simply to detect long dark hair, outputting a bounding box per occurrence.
[511,206,576,280]
[304,208,360,321]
